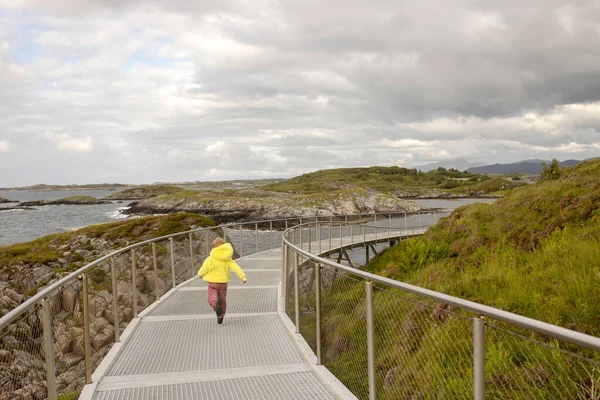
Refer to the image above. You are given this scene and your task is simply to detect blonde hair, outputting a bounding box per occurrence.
[212,238,226,248]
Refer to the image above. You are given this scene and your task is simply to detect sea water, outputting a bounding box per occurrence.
[0,189,130,247]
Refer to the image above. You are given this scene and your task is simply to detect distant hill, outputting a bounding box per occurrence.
[0,183,135,191]
[466,159,587,175]
[412,158,484,172]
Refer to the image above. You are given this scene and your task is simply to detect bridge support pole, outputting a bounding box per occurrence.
[474,317,486,400]
[366,281,376,400]
[41,299,57,400]
[342,250,355,269]
[294,253,300,334]
[366,245,370,264]
[315,263,322,365]
[111,258,120,342]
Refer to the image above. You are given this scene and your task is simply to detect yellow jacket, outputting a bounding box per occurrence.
[198,243,246,283]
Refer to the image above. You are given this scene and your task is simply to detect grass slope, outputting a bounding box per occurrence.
[263,165,523,195]
[318,159,600,398]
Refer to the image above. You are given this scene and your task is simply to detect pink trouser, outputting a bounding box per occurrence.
[207,283,228,318]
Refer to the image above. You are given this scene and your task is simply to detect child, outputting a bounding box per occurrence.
[198,238,247,324]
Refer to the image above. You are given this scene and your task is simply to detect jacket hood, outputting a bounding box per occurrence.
[210,243,234,261]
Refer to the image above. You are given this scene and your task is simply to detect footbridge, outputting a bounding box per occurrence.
[2,212,600,399]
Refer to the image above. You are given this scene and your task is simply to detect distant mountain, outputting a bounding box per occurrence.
[412,158,484,172]
[466,159,589,175]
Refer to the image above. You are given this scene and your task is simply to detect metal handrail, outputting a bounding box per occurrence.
[0,210,434,330]
[282,222,600,352]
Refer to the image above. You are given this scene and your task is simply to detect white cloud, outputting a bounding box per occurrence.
[0,140,10,152]
[43,131,93,152]
[205,141,227,154]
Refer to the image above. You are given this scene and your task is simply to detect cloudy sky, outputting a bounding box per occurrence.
[0,0,599,186]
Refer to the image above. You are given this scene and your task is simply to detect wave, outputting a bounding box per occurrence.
[0,208,27,213]
[106,206,130,220]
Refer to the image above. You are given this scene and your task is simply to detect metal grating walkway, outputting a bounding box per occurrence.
[87,249,349,400]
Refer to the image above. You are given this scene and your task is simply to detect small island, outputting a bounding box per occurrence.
[0,197,18,204]
[19,196,111,207]
[106,185,185,200]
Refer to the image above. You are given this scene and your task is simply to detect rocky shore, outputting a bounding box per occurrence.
[0,197,18,204]
[124,188,423,223]
[393,188,500,199]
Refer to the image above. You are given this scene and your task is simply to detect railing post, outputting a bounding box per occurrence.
[404,212,407,229]
[270,221,273,250]
[340,224,343,249]
[328,223,332,251]
[434,212,437,224]
[81,273,92,384]
[285,219,288,230]
[240,225,243,258]
[255,223,259,254]
[293,227,297,246]
[350,224,354,247]
[318,222,322,254]
[308,224,312,253]
[374,213,377,241]
[363,224,366,244]
[300,223,303,250]
[315,263,322,365]
[189,233,194,279]
[366,281,376,400]
[474,317,486,400]
[170,238,176,289]
[152,243,159,301]
[388,213,391,245]
[41,299,57,400]
[206,230,210,256]
[419,211,422,228]
[111,257,120,342]
[131,248,138,318]
[282,243,288,313]
[294,252,300,334]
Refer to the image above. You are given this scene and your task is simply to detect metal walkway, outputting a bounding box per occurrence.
[82,249,355,400]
